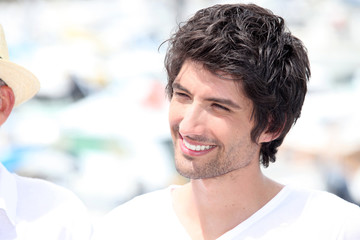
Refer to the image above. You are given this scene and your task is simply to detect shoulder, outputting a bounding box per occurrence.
[286,185,360,236]
[107,186,174,217]
[93,186,178,239]
[287,185,359,211]
[247,185,360,239]
[285,185,359,212]
[13,174,93,239]
[14,174,90,221]
[15,174,85,207]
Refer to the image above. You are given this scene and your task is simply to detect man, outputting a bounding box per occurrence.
[0,25,92,239]
[94,4,360,240]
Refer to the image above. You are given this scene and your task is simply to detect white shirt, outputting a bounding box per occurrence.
[93,184,360,240]
[0,163,92,240]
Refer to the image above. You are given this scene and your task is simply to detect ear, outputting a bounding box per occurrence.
[258,131,281,143]
[0,85,15,125]
[258,115,286,144]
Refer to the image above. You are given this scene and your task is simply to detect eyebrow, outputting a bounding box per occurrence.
[206,97,242,109]
[172,82,190,94]
[172,82,242,109]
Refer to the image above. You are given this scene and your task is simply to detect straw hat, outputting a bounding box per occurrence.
[0,25,40,107]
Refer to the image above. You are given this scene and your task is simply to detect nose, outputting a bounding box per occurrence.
[178,104,206,137]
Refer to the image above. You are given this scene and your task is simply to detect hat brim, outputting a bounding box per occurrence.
[0,59,40,107]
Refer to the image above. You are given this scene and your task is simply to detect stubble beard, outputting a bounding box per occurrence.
[170,125,225,179]
[171,128,258,180]
[174,143,254,180]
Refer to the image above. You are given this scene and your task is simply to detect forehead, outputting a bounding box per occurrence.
[174,60,252,106]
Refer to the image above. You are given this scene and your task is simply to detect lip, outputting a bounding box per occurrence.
[178,133,216,157]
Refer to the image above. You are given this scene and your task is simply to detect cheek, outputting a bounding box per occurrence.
[168,101,182,128]
[219,119,253,144]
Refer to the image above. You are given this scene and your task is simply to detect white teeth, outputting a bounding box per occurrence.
[183,139,214,151]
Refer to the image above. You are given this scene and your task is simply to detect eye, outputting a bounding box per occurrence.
[174,91,190,99]
[212,103,230,112]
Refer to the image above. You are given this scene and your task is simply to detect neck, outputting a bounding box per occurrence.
[172,164,283,240]
[191,165,280,215]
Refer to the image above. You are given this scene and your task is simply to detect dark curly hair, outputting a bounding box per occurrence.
[164,4,310,167]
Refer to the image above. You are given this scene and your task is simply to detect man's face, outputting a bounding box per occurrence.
[169,60,263,179]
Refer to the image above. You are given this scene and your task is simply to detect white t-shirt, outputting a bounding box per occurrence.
[94,184,360,240]
[0,163,92,240]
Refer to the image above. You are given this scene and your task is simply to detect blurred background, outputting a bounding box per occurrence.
[1,0,359,219]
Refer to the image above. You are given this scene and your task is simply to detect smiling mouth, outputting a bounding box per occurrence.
[183,138,216,151]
